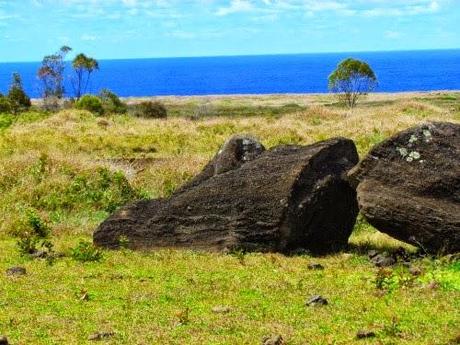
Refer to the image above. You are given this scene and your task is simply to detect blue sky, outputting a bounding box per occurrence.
[0,0,459,62]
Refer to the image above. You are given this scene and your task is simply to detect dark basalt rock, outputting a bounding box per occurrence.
[306,295,328,306]
[6,266,26,276]
[348,122,460,254]
[94,136,359,254]
[356,330,376,339]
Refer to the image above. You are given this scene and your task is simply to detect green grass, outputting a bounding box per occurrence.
[0,92,459,344]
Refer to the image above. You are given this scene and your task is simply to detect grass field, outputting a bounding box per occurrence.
[0,92,459,344]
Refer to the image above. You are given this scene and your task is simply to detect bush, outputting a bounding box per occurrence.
[99,89,127,114]
[0,95,12,113]
[8,73,31,114]
[75,94,104,115]
[71,240,103,262]
[16,208,54,257]
[131,101,167,119]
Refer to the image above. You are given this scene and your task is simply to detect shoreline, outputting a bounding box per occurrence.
[30,89,460,104]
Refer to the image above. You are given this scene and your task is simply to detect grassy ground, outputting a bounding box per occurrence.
[0,92,459,344]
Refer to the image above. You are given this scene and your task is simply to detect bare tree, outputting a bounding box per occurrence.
[37,46,72,99]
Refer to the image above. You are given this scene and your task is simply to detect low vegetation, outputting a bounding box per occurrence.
[130,100,168,118]
[0,92,459,344]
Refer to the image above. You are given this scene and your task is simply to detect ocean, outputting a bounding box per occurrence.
[0,49,459,98]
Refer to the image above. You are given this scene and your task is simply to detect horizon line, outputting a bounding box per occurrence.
[1,47,459,64]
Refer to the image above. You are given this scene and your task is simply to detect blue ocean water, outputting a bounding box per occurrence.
[0,49,459,98]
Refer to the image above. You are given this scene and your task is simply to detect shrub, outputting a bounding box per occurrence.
[71,240,103,262]
[99,89,127,114]
[131,101,167,119]
[0,95,12,113]
[16,208,54,256]
[8,73,31,114]
[75,94,104,115]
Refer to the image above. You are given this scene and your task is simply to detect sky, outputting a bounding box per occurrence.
[0,0,459,62]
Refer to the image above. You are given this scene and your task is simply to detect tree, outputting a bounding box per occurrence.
[328,58,377,108]
[37,46,72,99]
[7,73,31,114]
[71,53,99,99]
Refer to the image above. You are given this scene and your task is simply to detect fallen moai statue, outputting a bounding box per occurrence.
[348,121,460,254]
[94,135,360,253]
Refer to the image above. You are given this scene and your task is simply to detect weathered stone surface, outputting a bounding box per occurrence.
[348,122,460,254]
[94,136,359,253]
[177,134,265,192]
[0,336,8,345]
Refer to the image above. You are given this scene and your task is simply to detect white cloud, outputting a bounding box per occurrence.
[216,0,253,16]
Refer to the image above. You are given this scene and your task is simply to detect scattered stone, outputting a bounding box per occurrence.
[88,332,115,341]
[30,250,48,259]
[370,254,396,267]
[0,336,8,345]
[356,330,376,339]
[94,137,359,254]
[348,122,460,254]
[368,250,379,259]
[212,305,232,314]
[306,295,328,306]
[262,335,285,345]
[408,266,422,276]
[307,263,324,270]
[6,266,26,276]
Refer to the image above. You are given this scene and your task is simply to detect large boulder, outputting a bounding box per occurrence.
[94,136,359,253]
[348,122,460,254]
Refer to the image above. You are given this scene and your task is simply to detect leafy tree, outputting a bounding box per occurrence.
[328,58,378,108]
[7,72,31,114]
[71,53,99,99]
[37,46,72,99]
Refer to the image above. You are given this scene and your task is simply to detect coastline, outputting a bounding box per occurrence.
[30,90,460,105]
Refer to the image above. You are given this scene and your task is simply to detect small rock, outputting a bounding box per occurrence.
[306,295,328,306]
[0,336,9,345]
[88,332,115,341]
[212,305,232,314]
[409,266,422,276]
[356,330,376,339]
[30,250,48,259]
[368,250,379,259]
[371,254,396,267]
[307,263,324,270]
[262,335,284,345]
[6,266,26,276]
